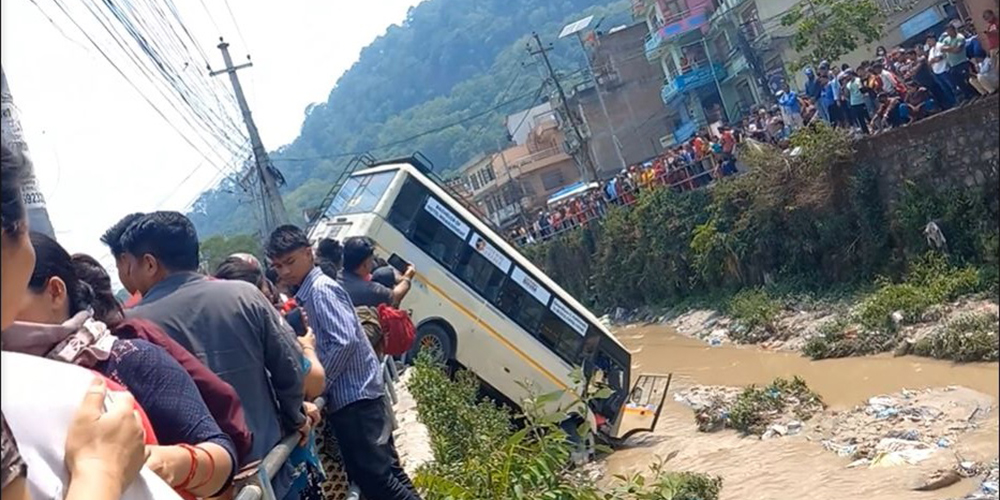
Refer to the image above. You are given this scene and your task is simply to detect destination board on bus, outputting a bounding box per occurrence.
[550,298,588,336]
[511,266,551,304]
[469,233,512,273]
[424,197,470,239]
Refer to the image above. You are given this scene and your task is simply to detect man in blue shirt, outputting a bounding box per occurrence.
[267,225,421,500]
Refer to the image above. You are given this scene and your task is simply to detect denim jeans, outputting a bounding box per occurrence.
[933,72,957,108]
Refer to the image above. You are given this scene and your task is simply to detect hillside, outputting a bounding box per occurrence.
[189,0,631,238]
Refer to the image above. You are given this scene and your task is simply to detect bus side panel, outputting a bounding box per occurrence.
[371,223,577,414]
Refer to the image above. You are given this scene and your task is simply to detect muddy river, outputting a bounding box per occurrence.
[607,324,999,500]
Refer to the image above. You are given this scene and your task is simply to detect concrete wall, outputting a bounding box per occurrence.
[579,23,673,175]
[855,94,999,210]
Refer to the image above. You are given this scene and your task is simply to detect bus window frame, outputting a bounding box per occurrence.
[325,169,399,218]
[384,173,597,368]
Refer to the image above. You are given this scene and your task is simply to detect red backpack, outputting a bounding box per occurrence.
[377,304,416,357]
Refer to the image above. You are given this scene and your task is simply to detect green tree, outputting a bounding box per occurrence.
[780,0,884,70]
[200,234,262,273]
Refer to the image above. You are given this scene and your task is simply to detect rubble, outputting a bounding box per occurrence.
[812,387,993,467]
[675,378,824,437]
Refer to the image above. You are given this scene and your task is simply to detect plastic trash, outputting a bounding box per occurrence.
[787,421,803,435]
[936,437,952,448]
[877,407,900,419]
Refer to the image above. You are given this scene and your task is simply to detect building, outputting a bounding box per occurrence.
[505,101,554,146]
[460,111,581,228]
[571,22,675,177]
[637,0,796,146]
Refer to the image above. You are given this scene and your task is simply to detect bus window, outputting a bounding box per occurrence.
[496,267,549,334]
[537,298,587,364]
[454,233,511,302]
[328,170,397,216]
[411,198,468,266]
[386,176,427,233]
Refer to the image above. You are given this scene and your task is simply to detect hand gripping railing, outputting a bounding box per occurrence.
[234,357,401,500]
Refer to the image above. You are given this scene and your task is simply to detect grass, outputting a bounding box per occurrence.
[913,312,1000,362]
[726,288,781,343]
[802,253,985,360]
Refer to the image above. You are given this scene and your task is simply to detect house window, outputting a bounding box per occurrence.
[541,169,567,191]
[662,0,684,21]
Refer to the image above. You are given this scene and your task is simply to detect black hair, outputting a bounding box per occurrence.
[266,224,310,258]
[316,238,343,266]
[119,211,200,272]
[342,236,375,272]
[317,238,343,278]
[28,232,96,320]
[1,143,27,238]
[71,253,125,327]
[841,63,850,71]
[264,265,279,285]
[214,256,263,287]
[101,212,145,257]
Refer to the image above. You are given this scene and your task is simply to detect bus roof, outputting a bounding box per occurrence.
[349,161,628,352]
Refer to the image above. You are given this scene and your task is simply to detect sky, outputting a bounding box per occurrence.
[1,0,421,287]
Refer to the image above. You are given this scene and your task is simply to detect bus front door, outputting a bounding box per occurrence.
[613,373,672,442]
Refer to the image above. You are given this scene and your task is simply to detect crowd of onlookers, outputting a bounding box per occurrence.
[2,142,423,500]
[800,16,998,135]
[508,13,999,247]
[509,124,743,245]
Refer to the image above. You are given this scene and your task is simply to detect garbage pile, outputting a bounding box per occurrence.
[962,458,999,500]
[814,387,993,469]
[676,377,824,436]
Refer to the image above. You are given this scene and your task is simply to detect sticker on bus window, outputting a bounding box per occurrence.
[511,267,550,304]
[469,233,512,273]
[424,197,470,239]
[550,298,588,336]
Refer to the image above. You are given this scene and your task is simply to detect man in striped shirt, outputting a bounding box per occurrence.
[267,225,421,500]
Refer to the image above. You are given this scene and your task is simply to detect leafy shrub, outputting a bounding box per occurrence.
[409,357,723,500]
[726,377,824,435]
[727,288,781,341]
[913,312,1000,362]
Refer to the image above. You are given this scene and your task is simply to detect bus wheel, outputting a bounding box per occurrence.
[411,323,453,364]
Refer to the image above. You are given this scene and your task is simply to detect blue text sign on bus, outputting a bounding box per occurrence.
[424,198,470,239]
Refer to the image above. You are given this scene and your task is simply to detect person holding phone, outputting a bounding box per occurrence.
[338,237,415,308]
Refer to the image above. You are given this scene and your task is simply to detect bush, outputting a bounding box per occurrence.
[726,377,824,435]
[408,358,723,500]
[913,312,1000,362]
[855,254,981,332]
[727,288,781,342]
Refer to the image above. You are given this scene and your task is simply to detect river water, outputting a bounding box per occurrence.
[605,325,1000,500]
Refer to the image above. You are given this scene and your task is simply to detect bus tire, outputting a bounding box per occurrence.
[409,322,454,364]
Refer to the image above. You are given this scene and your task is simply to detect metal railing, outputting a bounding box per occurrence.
[234,357,401,500]
[513,156,737,247]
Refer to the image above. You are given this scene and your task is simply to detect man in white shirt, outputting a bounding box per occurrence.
[926,33,957,108]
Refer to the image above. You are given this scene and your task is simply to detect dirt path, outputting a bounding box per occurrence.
[605,325,1000,500]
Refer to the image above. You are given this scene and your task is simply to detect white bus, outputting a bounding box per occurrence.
[307,156,669,444]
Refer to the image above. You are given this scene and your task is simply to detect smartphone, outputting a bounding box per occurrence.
[387,253,409,274]
[285,307,308,337]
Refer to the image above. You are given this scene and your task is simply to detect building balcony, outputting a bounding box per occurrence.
[645,7,711,61]
[661,63,727,105]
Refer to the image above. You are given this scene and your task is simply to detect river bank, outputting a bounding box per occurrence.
[606,324,1000,500]
[603,289,998,362]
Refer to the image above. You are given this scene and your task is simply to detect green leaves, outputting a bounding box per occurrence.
[409,357,723,499]
[781,0,885,71]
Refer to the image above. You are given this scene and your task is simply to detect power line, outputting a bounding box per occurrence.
[273,85,545,163]
[43,0,242,177]
[222,0,250,54]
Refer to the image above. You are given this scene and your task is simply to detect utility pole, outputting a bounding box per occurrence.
[528,33,599,182]
[1,67,55,238]
[574,31,627,172]
[210,39,288,236]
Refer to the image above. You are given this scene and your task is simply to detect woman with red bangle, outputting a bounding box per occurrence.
[5,233,236,499]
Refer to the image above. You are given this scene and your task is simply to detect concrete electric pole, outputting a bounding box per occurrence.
[210,39,288,236]
[1,66,56,238]
[528,33,599,182]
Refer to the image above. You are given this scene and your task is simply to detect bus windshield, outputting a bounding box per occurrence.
[325,170,397,217]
